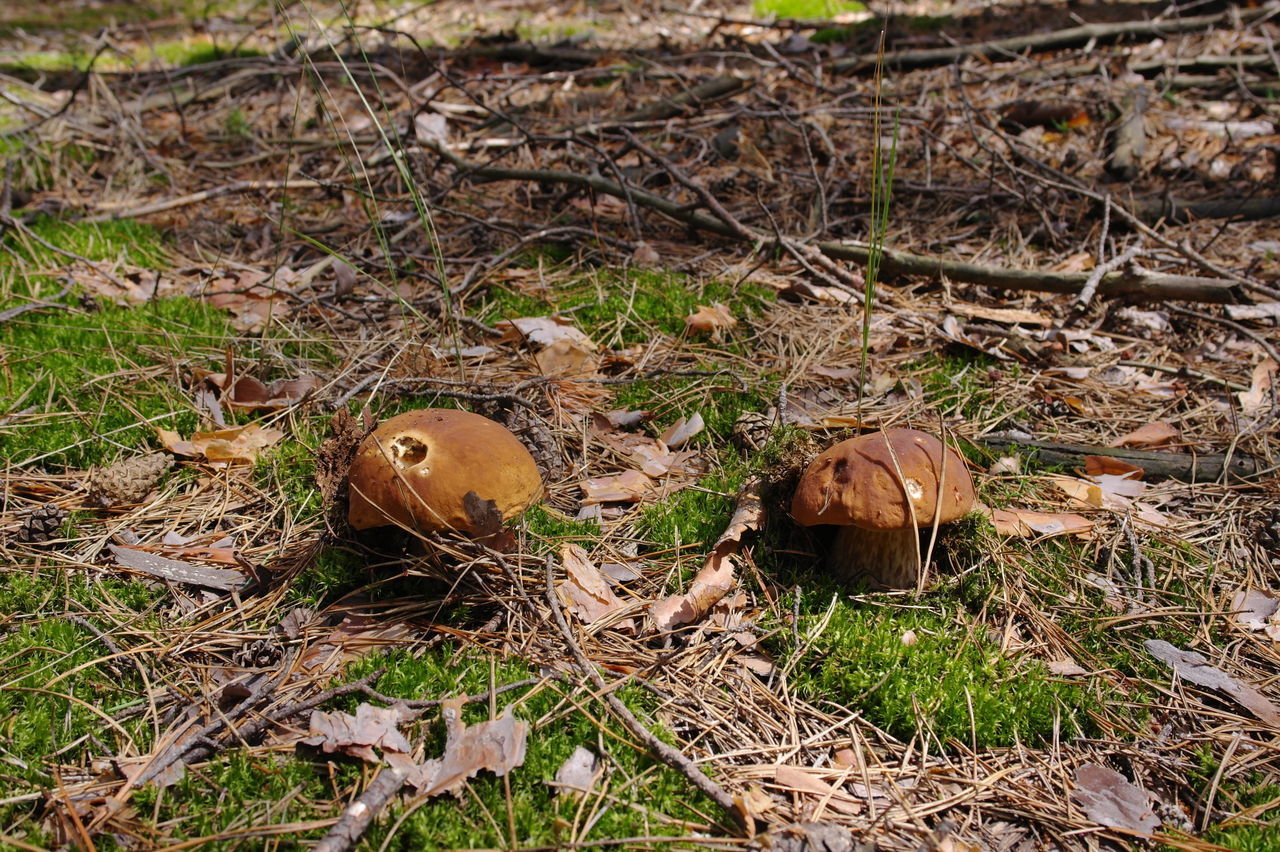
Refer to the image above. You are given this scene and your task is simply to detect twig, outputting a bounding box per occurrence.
[310,765,409,852]
[1076,246,1140,305]
[428,142,1242,303]
[975,433,1263,482]
[1168,305,1280,365]
[0,281,73,324]
[82,179,327,222]
[543,554,744,828]
[832,5,1278,73]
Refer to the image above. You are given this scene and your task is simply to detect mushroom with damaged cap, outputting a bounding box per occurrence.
[346,408,543,536]
[790,428,976,589]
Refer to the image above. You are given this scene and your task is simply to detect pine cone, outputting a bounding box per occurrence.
[85,452,172,508]
[13,504,68,544]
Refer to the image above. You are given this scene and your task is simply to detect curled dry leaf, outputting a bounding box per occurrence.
[498,316,600,377]
[402,699,529,796]
[202,373,323,411]
[1232,589,1280,639]
[772,766,863,816]
[651,479,762,631]
[1070,763,1159,835]
[684,303,737,335]
[1239,358,1277,414]
[304,702,417,763]
[557,543,632,630]
[660,413,704,449]
[156,423,284,464]
[1109,421,1180,449]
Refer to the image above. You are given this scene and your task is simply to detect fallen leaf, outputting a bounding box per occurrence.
[652,479,761,631]
[684,303,737,335]
[1084,456,1145,479]
[581,470,652,504]
[497,316,596,350]
[1109,422,1180,449]
[157,424,284,464]
[1239,359,1277,414]
[660,413,705,449]
[1046,658,1089,676]
[1231,589,1278,632]
[403,699,528,795]
[304,702,416,763]
[557,543,631,628]
[772,766,862,816]
[414,110,449,147]
[1144,639,1280,725]
[552,746,599,796]
[988,507,1094,538]
[300,611,414,676]
[1070,763,1159,835]
[632,242,661,267]
[203,373,323,411]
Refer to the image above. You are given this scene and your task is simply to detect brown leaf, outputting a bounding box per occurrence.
[652,480,761,631]
[772,766,863,816]
[986,507,1094,539]
[497,316,597,350]
[684,303,737,335]
[157,424,284,464]
[1070,763,1159,835]
[403,699,528,795]
[660,413,704,449]
[581,470,652,504]
[300,611,414,677]
[557,543,631,628]
[1239,358,1277,414]
[304,702,417,763]
[1144,639,1280,725]
[1109,421,1180,449]
[1083,455,1145,479]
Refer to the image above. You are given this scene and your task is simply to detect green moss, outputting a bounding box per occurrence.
[753,0,865,20]
[477,267,771,348]
[775,588,1096,748]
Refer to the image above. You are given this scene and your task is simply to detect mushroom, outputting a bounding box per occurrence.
[790,428,976,589]
[346,408,543,535]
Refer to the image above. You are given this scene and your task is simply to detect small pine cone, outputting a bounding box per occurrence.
[14,504,69,544]
[732,410,774,452]
[85,452,172,508]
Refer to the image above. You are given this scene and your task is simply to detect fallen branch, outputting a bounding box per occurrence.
[430,143,1245,304]
[311,766,408,852]
[83,179,327,222]
[833,5,1277,72]
[1129,194,1280,225]
[975,434,1263,483]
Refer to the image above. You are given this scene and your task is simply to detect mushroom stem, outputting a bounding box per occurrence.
[828,525,923,590]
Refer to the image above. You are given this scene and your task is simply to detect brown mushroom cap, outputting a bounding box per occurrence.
[791,428,976,530]
[347,409,543,534]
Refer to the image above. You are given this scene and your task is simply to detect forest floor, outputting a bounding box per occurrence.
[1,0,1279,849]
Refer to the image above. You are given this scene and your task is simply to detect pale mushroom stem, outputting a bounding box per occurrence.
[828,525,923,590]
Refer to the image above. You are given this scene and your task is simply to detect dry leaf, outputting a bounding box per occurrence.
[684,303,737,335]
[773,766,862,816]
[1046,658,1089,676]
[552,746,599,796]
[1084,456,1145,479]
[987,507,1094,539]
[1239,359,1277,414]
[660,413,705,449]
[498,316,596,350]
[403,699,528,795]
[1071,763,1159,835]
[1144,639,1280,725]
[1109,422,1180,449]
[652,480,761,631]
[632,242,661,267]
[1232,589,1279,635]
[304,702,416,763]
[300,612,414,677]
[581,470,652,504]
[203,373,323,411]
[157,423,284,464]
[557,543,631,628]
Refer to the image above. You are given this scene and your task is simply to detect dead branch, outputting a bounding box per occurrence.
[833,5,1278,73]
[310,765,408,852]
[1129,195,1280,225]
[82,179,327,222]
[975,434,1263,483]
[430,143,1245,303]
